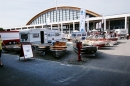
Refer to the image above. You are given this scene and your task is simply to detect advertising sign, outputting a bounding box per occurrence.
[79,8,86,32]
[22,45,33,58]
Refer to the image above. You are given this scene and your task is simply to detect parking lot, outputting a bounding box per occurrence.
[0,39,130,86]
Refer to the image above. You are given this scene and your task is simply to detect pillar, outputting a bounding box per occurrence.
[93,22,95,30]
[87,15,89,32]
[58,23,60,31]
[104,19,106,31]
[73,22,75,32]
[125,16,127,29]
[51,24,52,30]
[69,24,70,34]
[108,20,110,30]
[61,23,63,33]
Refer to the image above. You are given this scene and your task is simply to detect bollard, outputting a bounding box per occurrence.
[76,42,82,61]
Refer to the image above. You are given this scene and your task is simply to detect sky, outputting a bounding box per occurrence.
[0,0,130,29]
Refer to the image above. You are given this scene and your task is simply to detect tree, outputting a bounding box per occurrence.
[0,28,4,31]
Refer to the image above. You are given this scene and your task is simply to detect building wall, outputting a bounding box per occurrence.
[29,9,96,25]
[26,6,100,25]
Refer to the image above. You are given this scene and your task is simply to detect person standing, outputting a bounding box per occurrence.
[126,33,129,40]
[0,35,3,67]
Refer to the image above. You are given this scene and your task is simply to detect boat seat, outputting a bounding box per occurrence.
[50,48,66,50]
[50,46,67,48]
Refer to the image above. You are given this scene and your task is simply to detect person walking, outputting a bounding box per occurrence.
[126,33,129,40]
[0,35,3,67]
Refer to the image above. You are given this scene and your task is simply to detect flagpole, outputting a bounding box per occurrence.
[55,0,57,15]
[55,0,58,29]
[101,15,104,32]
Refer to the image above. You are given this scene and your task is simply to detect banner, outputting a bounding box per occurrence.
[79,9,86,32]
[22,45,33,58]
[99,22,102,28]
[96,23,99,29]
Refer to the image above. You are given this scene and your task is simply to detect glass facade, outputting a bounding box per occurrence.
[110,20,125,29]
[30,9,94,25]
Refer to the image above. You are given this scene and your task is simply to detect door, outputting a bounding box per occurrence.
[40,31,44,43]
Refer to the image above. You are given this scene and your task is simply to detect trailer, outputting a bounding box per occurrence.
[19,28,63,54]
[19,28,62,43]
[71,31,97,56]
[0,31,20,45]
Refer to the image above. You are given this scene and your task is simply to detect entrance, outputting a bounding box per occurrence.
[40,31,44,44]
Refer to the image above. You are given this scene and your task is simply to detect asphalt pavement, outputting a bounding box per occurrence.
[0,39,130,86]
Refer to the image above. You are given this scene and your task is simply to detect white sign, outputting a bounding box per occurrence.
[22,45,33,58]
[79,8,86,32]
[99,22,102,28]
[96,23,99,29]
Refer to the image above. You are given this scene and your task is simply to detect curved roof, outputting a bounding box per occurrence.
[26,6,101,25]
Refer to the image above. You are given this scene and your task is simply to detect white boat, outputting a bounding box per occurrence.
[31,42,51,54]
[104,32,118,46]
[82,35,106,49]
[105,37,118,46]
[73,42,97,56]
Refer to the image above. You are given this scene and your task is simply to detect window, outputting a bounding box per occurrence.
[70,10,73,20]
[33,33,39,38]
[55,33,59,36]
[21,34,28,41]
[21,34,27,39]
[63,10,66,21]
[82,33,86,36]
[72,34,76,37]
[77,34,81,37]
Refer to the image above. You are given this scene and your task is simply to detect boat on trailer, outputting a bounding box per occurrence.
[71,32,97,56]
[50,41,67,58]
[73,42,97,57]
[105,37,118,46]
[83,35,106,49]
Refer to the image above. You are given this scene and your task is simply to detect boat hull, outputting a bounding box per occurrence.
[93,43,106,49]
[73,45,97,55]
[13,48,21,52]
[106,37,118,46]
[50,49,67,58]
[83,40,106,49]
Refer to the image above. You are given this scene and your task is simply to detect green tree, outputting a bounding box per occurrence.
[0,28,4,31]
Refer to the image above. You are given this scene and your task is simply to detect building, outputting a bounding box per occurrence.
[6,6,130,34]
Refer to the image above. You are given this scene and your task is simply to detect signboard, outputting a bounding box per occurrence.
[19,42,34,60]
[79,8,86,32]
[22,45,33,58]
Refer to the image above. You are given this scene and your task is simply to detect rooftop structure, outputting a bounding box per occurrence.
[4,6,130,34]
